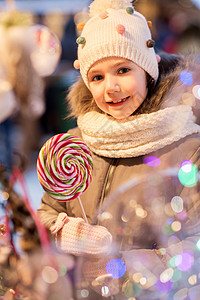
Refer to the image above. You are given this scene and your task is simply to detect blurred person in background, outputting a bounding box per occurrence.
[0,11,45,169]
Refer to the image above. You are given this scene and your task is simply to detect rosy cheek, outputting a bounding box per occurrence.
[88,84,96,95]
[90,90,99,102]
[93,87,102,98]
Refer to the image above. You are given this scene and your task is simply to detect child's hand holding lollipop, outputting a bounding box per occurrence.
[37,134,112,255]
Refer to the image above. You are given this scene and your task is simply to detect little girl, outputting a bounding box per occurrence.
[38,0,200,298]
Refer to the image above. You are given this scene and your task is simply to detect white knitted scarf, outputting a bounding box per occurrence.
[77,105,200,158]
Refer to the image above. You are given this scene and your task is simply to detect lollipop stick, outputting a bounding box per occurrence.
[78,196,88,223]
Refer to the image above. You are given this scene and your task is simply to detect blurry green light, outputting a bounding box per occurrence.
[196,239,200,250]
[178,164,198,187]
[169,256,177,268]
[59,265,67,276]
[162,223,174,236]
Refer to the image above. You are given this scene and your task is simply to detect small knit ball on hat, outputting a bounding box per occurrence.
[99,11,108,19]
[147,39,155,48]
[76,36,86,45]
[73,60,80,69]
[126,7,134,15]
[116,24,125,34]
[77,23,85,31]
[147,21,152,30]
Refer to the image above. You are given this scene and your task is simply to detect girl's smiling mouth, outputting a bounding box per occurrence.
[107,96,130,104]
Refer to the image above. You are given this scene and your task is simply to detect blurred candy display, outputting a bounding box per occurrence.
[30,25,62,77]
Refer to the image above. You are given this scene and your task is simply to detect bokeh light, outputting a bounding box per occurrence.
[121,213,129,222]
[98,212,113,222]
[106,258,126,279]
[101,286,110,297]
[59,265,67,276]
[0,191,9,201]
[139,277,147,286]
[180,160,192,171]
[135,206,147,218]
[80,289,89,298]
[196,239,200,250]
[171,221,181,232]
[169,256,177,268]
[179,71,193,86]
[178,162,198,187]
[156,279,174,293]
[188,274,197,285]
[171,196,183,213]
[143,156,161,167]
[160,268,174,283]
[42,266,58,284]
[162,219,174,236]
[167,218,174,225]
[192,85,200,100]
[175,252,194,272]
[177,210,187,220]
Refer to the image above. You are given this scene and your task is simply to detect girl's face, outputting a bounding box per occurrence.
[87,57,148,119]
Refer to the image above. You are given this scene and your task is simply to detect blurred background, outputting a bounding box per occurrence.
[0,0,200,210]
[0,1,200,299]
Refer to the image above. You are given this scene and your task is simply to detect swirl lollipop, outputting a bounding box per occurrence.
[37,134,93,222]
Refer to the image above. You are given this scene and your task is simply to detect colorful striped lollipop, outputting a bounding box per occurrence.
[37,134,93,215]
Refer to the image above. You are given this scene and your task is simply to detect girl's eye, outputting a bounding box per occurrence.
[118,68,130,74]
[92,75,103,81]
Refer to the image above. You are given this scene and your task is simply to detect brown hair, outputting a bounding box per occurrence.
[67,52,182,118]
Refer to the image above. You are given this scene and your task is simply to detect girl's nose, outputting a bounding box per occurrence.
[105,75,120,94]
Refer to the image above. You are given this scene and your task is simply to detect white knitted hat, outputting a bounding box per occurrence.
[74,0,159,88]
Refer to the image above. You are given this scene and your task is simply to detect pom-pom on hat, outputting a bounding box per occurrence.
[76,0,159,88]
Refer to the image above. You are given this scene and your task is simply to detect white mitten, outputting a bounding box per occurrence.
[50,213,112,256]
